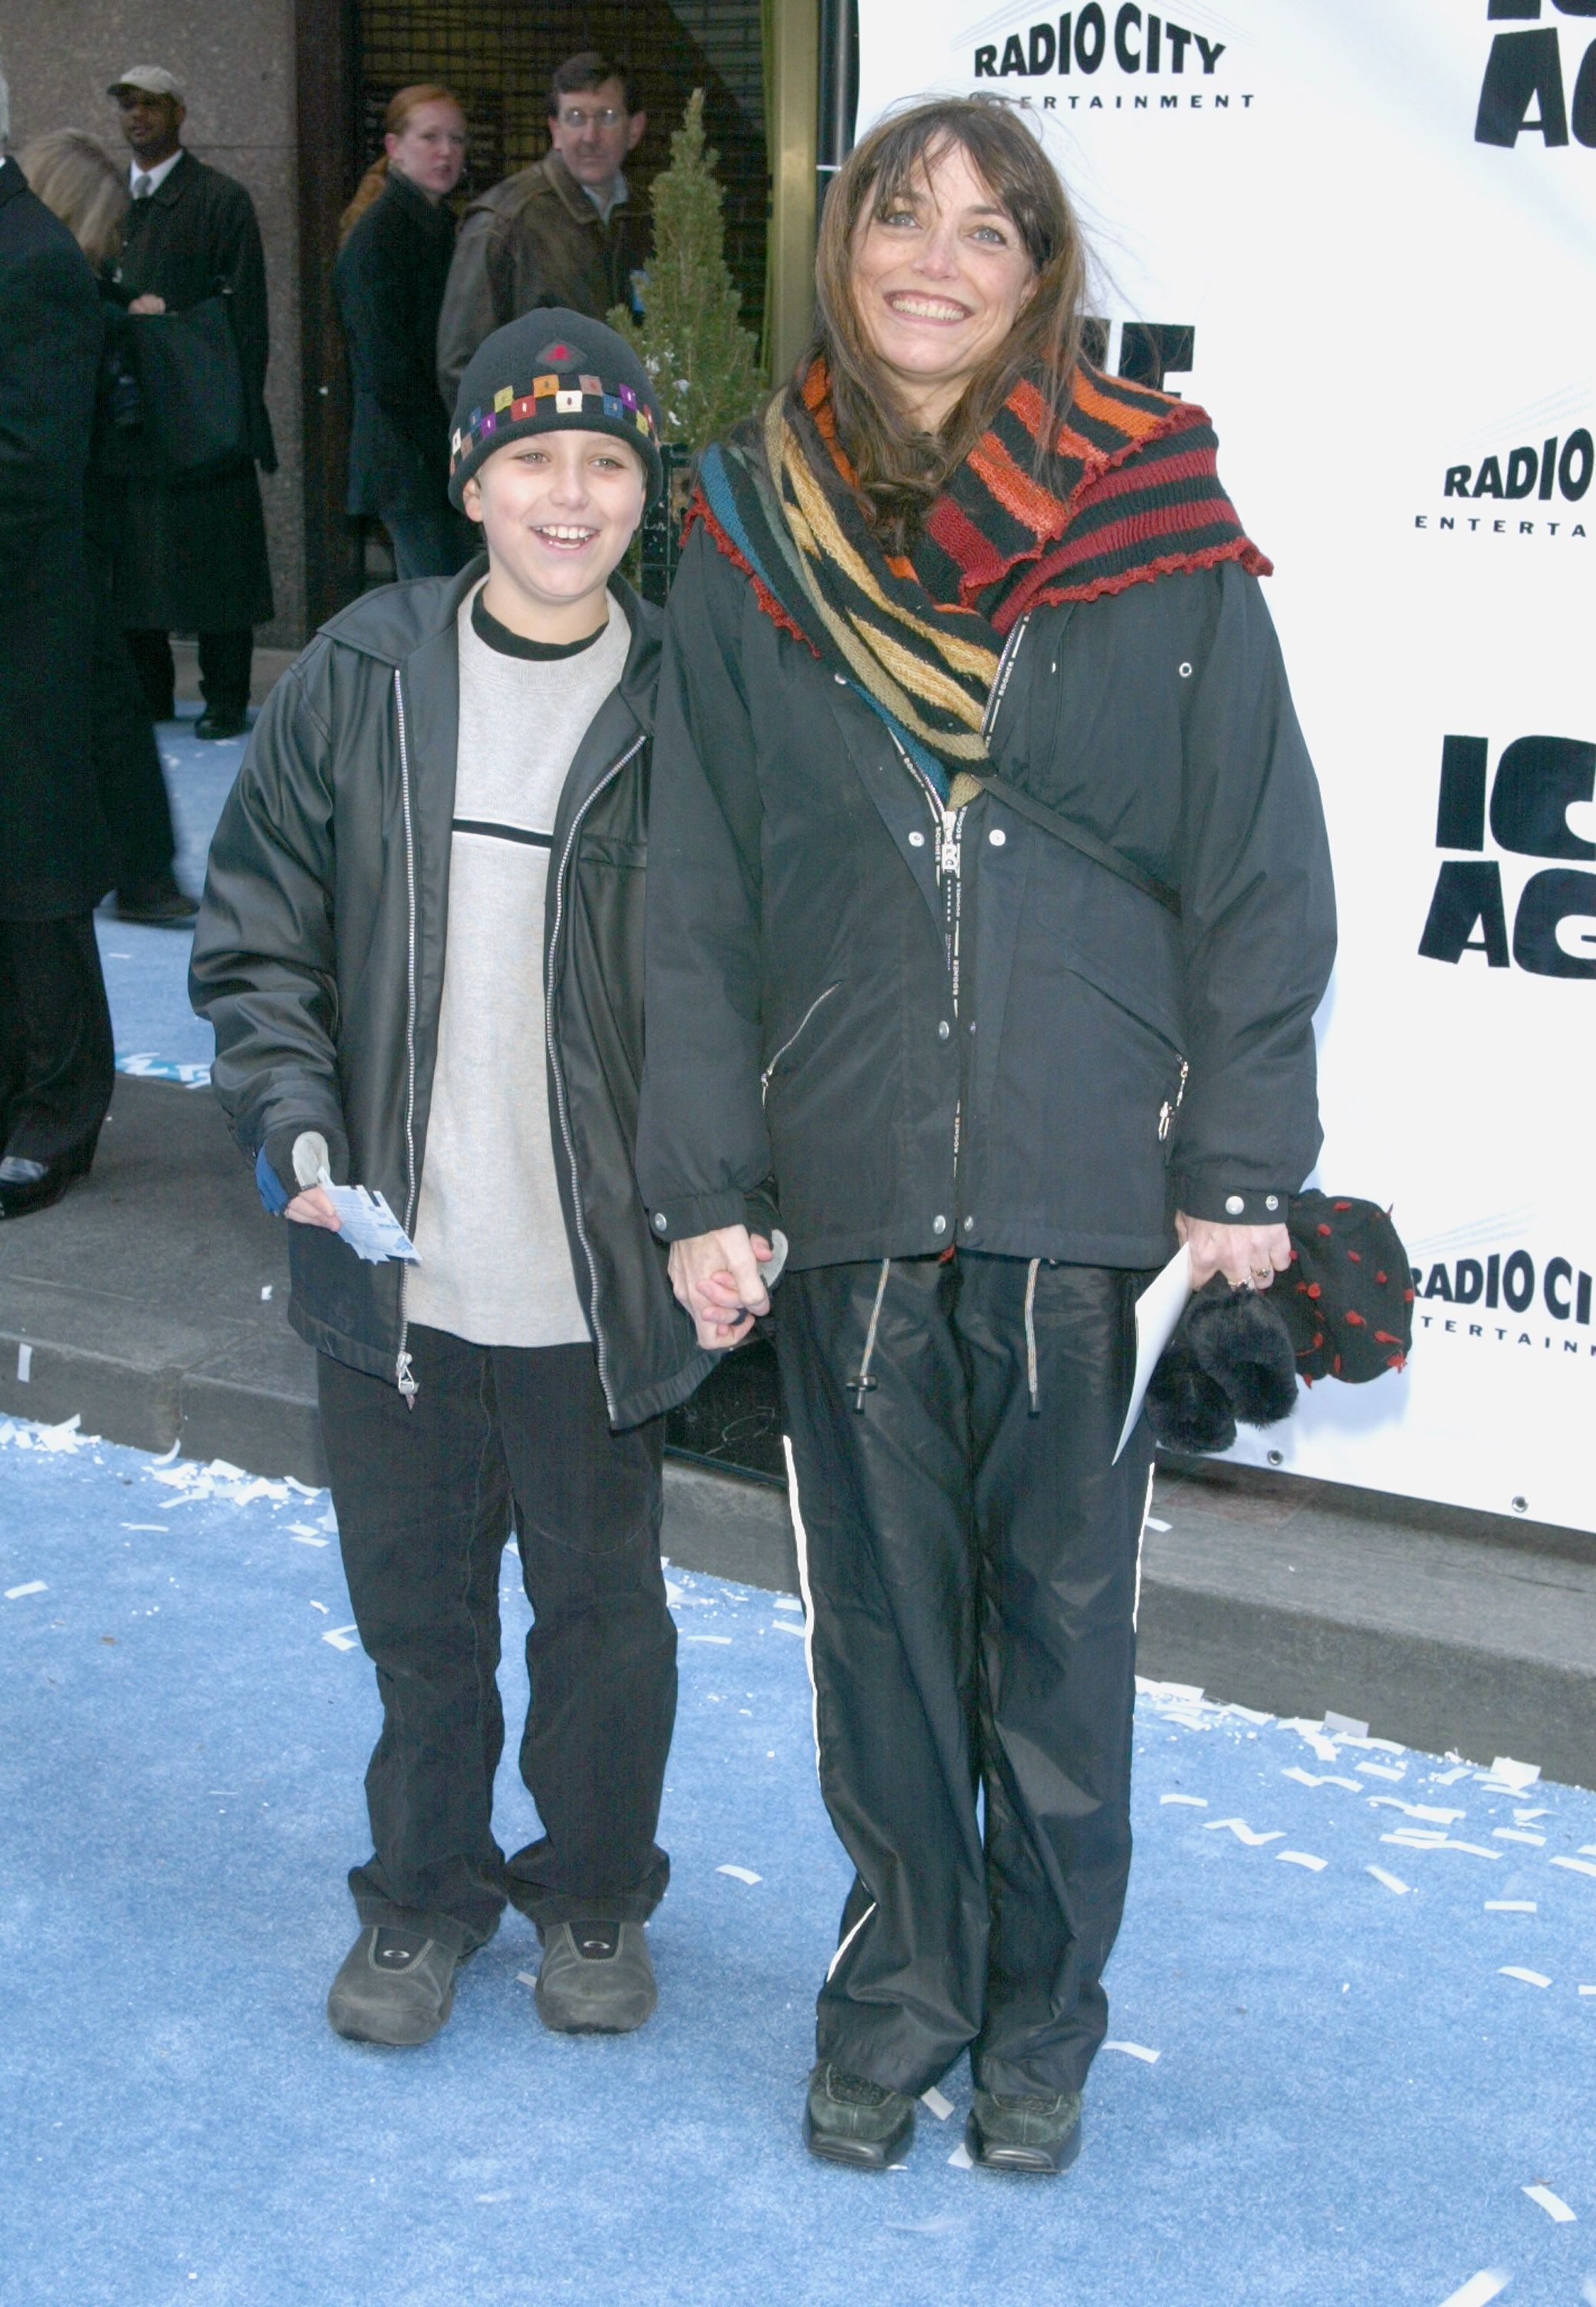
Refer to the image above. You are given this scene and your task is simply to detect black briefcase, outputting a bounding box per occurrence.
[97,293,251,481]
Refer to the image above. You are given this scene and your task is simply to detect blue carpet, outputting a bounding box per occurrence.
[95,706,248,1085]
[2,1419,1592,2307]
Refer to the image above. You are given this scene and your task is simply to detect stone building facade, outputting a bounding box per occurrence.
[2,0,305,645]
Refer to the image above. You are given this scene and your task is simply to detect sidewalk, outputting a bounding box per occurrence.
[3,1075,1594,1789]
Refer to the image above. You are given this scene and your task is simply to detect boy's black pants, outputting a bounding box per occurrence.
[773,1253,1153,2102]
[318,1324,676,1956]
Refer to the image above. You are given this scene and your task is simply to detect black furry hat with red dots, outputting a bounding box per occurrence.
[1278,1191,1413,1383]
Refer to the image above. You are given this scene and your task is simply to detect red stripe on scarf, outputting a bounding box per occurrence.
[999,531,1273,630]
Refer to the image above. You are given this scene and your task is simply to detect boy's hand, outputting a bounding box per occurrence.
[285,1186,341,1232]
[669,1226,773,1347]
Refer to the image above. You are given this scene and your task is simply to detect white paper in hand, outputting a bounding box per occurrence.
[1114,1244,1192,1463]
[318,1171,418,1264]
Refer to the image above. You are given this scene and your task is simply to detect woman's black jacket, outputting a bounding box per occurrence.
[334,170,456,519]
[189,563,714,1427]
[636,526,1337,1273]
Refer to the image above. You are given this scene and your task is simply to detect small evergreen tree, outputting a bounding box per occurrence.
[610,89,763,451]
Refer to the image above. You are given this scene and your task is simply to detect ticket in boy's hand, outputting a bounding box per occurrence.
[317,1172,419,1264]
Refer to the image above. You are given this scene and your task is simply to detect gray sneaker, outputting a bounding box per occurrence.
[327,1926,458,2046]
[966,2086,1083,2175]
[803,2061,917,2170]
[533,1920,657,2035]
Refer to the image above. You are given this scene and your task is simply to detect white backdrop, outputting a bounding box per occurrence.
[856,0,1596,1527]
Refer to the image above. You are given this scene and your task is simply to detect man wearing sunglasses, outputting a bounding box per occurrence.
[437,52,647,410]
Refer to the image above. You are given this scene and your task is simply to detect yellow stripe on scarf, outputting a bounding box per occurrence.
[760,402,992,761]
[773,413,999,688]
[850,616,992,727]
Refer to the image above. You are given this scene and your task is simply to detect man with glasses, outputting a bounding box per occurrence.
[437,54,647,410]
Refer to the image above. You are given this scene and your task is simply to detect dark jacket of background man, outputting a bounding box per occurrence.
[0,155,109,923]
[435,151,644,410]
[335,168,456,528]
[116,147,277,703]
[0,155,115,1200]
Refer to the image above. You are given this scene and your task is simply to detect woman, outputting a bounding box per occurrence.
[18,129,192,926]
[637,98,1335,2175]
[335,85,468,580]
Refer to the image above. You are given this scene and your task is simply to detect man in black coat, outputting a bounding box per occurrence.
[0,97,116,1219]
[110,66,275,740]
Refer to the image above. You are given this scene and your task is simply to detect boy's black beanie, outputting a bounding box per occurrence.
[447,308,664,507]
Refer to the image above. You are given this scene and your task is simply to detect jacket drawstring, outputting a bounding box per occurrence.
[1024,1258,1041,1415]
[850,1259,891,1411]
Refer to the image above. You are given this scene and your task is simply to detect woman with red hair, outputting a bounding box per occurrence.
[336,85,468,579]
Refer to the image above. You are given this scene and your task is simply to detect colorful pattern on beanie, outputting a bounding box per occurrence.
[450,365,660,479]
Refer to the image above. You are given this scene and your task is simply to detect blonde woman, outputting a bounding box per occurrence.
[335,85,468,579]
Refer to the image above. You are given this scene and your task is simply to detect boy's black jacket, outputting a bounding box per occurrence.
[189,559,715,1428]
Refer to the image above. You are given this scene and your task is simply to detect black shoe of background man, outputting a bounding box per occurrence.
[803,2061,916,2170]
[533,1919,657,2034]
[194,707,248,741]
[966,2086,1082,2176]
[0,1148,92,1220]
[326,1925,459,2046]
[115,872,198,927]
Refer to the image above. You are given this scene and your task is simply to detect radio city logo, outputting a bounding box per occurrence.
[1415,415,1591,544]
[1410,1230,1596,1360]
[1419,734,1596,976]
[1475,0,1596,148]
[967,5,1252,112]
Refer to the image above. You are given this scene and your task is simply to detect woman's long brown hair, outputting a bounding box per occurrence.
[337,84,464,247]
[803,98,1088,547]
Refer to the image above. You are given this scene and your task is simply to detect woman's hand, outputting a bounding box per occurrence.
[127,293,166,315]
[1176,1211,1289,1292]
[284,1186,341,1232]
[668,1226,774,1348]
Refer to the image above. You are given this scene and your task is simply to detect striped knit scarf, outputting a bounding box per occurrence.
[689,356,1269,799]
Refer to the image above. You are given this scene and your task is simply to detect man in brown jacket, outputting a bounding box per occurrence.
[436,53,647,410]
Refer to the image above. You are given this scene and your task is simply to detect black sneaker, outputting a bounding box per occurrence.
[966,2086,1082,2175]
[803,2061,916,2170]
[326,1925,458,2046]
[533,1920,657,2035]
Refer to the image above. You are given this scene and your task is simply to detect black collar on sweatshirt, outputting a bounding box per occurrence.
[470,587,608,661]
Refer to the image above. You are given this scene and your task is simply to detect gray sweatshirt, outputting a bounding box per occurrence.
[406,581,630,1347]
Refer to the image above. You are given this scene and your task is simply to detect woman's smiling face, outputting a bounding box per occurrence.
[848,136,1038,434]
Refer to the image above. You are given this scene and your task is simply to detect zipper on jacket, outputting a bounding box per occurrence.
[980,613,1031,747]
[393,668,421,1407]
[889,728,968,1178]
[1158,1057,1190,1144]
[761,983,842,1105]
[547,734,647,1424]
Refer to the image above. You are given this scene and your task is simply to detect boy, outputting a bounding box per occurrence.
[191,312,713,2046]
